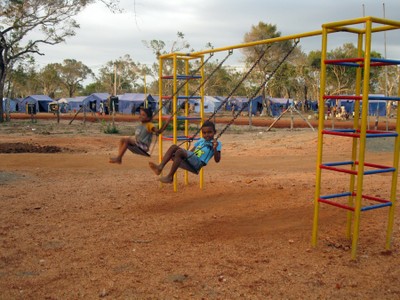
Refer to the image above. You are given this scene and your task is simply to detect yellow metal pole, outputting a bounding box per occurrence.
[173,55,178,192]
[184,60,190,185]
[351,19,372,260]
[158,57,164,182]
[312,26,328,247]
[199,56,205,189]
[160,30,323,59]
[385,84,400,249]
[158,18,400,64]
[346,33,364,239]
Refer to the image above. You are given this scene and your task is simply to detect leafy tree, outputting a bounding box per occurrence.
[82,82,104,96]
[96,54,140,95]
[242,22,302,115]
[58,59,94,97]
[0,0,121,122]
[36,63,63,99]
[202,63,239,96]
[143,32,193,98]
[6,60,38,99]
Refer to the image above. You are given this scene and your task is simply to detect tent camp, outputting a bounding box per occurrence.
[192,96,222,113]
[82,93,110,112]
[19,95,54,113]
[225,96,264,115]
[118,93,157,114]
[2,98,18,112]
[325,96,387,116]
[269,98,294,116]
[60,96,87,112]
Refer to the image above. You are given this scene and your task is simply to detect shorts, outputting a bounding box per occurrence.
[184,150,205,173]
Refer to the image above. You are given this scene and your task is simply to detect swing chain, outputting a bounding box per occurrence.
[167,50,234,121]
[216,40,300,140]
[187,45,273,143]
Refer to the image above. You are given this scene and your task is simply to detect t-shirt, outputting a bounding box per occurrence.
[192,138,222,165]
[135,122,154,148]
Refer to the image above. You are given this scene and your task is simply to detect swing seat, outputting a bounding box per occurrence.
[127,144,150,157]
[179,159,200,174]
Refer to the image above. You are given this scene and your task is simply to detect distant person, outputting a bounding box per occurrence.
[149,121,222,183]
[109,107,172,164]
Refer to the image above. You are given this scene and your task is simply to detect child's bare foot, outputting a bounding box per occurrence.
[159,176,173,183]
[109,157,122,164]
[149,162,161,175]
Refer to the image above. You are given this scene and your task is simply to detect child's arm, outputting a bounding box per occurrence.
[152,116,173,135]
[213,139,221,163]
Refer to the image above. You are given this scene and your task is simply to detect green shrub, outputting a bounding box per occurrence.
[104,123,119,134]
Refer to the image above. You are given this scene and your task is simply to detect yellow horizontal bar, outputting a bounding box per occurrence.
[323,16,400,31]
[160,30,323,59]
[160,53,204,60]
[160,16,400,59]
[368,16,400,27]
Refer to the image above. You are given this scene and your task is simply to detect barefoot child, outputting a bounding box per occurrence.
[109,107,171,164]
[149,120,221,183]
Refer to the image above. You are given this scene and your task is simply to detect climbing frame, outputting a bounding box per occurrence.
[311,17,400,259]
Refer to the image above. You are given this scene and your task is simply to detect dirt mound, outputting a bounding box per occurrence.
[0,142,67,153]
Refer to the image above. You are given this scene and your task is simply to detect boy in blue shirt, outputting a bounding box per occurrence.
[149,120,222,183]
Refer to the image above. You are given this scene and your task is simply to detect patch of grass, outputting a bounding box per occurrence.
[104,123,119,134]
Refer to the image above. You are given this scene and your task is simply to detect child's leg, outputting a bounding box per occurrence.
[149,144,180,175]
[159,148,188,183]
[109,137,132,163]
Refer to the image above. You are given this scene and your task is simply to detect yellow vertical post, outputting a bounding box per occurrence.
[385,84,400,249]
[312,26,328,247]
[346,33,364,239]
[351,18,372,260]
[158,57,164,181]
[172,55,178,192]
[184,59,190,185]
[199,56,205,189]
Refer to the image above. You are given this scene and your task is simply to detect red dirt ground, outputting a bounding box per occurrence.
[0,116,399,299]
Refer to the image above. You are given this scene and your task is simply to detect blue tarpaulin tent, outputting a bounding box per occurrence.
[269,98,294,116]
[2,98,18,112]
[193,96,222,113]
[118,93,157,114]
[61,96,87,112]
[20,95,54,113]
[325,96,387,116]
[82,93,110,112]
[217,96,263,115]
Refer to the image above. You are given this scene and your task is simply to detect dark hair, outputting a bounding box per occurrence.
[140,107,153,119]
[201,120,216,132]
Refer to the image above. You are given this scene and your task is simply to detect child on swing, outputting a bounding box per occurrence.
[109,106,171,164]
[149,120,222,183]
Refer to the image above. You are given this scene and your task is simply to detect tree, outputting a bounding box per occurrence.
[58,59,94,97]
[202,63,241,96]
[242,22,302,116]
[36,63,63,99]
[96,54,140,95]
[0,0,121,122]
[6,60,38,99]
[143,32,193,98]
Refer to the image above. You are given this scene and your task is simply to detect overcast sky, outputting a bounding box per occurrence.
[34,0,400,78]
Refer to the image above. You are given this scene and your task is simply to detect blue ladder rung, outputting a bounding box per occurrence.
[323,161,353,167]
[361,202,392,211]
[364,168,396,175]
[320,192,352,200]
